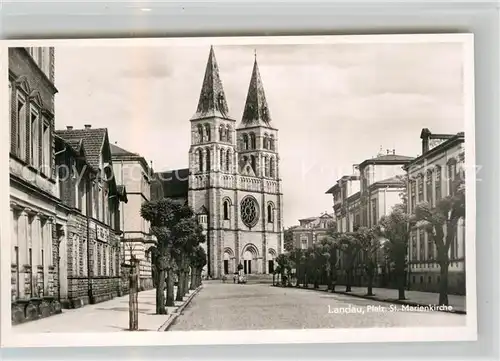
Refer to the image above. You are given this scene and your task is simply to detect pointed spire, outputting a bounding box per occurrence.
[192,46,230,120]
[241,54,272,126]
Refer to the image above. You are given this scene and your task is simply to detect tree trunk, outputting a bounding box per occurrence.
[367,275,373,296]
[366,266,374,296]
[438,260,450,306]
[184,268,190,295]
[345,270,352,292]
[176,270,184,301]
[197,269,203,287]
[165,270,175,307]
[396,263,406,300]
[156,269,166,314]
[190,267,196,290]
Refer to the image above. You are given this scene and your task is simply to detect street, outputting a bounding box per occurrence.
[169,281,465,330]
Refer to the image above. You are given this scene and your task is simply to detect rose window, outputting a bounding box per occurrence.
[240,196,259,228]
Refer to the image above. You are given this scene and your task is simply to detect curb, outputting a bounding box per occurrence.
[158,285,203,332]
[272,285,466,315]
[334,291,466,315]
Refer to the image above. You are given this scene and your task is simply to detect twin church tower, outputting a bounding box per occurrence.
[186,46,284,278]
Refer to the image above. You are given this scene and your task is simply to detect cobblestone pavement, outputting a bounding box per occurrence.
[169,282,466,330]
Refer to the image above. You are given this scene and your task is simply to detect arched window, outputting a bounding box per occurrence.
[250,155,256,173]
[204,124,211,141]
[269,157,275,178]
[198,149,204,172]
[269,135,275,151]
[206,148,211,171]
[220,148,225,170]
[250,133,256,149]
[223,200,230,220]
[267,203,274,223]
[417,173,424,202]
[219,125,225,142]
[264,156,269,177]
[243,134,249,150]
[197,125,204,143]
[226,125,231,143]
[447,159,457,196]
[435,166,442,202]
[263,134,269,149]
[410,178,416,212]
[426,170,433,206]
[226,151,231,172]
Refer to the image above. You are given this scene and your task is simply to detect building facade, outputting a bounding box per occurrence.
[405,129,465,295]
[55,126,128,306]
[154,47,284,278]
[111,144,154,290]
[290,213,336,251]
[9,47,68,324]
[326,175,360,233]
[326,150,413,287]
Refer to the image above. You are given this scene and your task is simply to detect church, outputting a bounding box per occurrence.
[152,46,284,279]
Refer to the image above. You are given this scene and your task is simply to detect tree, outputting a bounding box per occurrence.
[140,199,197,313]
[338,232,360,292]
[289,248,303,287]
[414,177,465,305]
[172,218,205,301]
[189,246,207,289]
[275,253,292,286]
[354,226,380,296]
[378,203,411,300]
[283,228,295,252]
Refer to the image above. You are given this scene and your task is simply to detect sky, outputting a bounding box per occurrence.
[54,40,465,228]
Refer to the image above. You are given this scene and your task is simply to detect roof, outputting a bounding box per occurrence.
[404,132,465,170]
[369,176,405,189]
[154,168,189,199]
[240,56,272,127]
[359,153,414,168]
[56,128,108,170]
[191,46,232,121]
[325,175,360,194]
[110,143,138,157]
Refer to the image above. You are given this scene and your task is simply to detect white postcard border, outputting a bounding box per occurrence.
[0,33,476,348]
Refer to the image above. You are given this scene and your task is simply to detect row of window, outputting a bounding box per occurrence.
[72,238,117,277]
[222,199,275,223]
[9,81,52,175]
[196,147,233,173]
[60,167,116,229]
[196,123,233,143]
[410,226,461,262]
[195,123,277,152]
[241,132,275,151]
[409,159,461,212]
[11,211,52,300]
[241,155,276,178]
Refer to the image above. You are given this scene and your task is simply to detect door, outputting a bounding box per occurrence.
[224,260,229,275]
[268,260,274,274]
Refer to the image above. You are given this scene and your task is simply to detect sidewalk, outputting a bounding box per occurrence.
[293,285,466,314]
[13,287,201,333]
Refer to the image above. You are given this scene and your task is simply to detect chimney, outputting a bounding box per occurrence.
[66,126,73,130]
[420,128,431,155]
[84,124,92,129]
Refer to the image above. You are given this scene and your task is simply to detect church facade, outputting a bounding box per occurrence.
[155,47,284,279]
